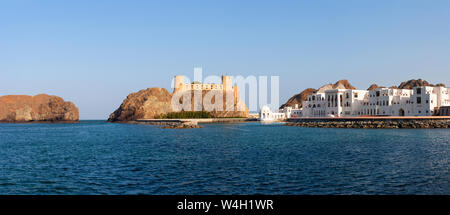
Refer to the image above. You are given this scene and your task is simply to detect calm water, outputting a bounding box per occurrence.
[0,121,449,194]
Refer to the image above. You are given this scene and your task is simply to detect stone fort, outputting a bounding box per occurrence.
[174,75,242,105]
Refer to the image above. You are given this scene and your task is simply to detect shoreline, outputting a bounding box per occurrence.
[286,117,450,129]
[0,120,80,124]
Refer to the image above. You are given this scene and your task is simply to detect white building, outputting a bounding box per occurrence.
[300,86,450,117]
[259,105,302,121]
[259,106,286,121]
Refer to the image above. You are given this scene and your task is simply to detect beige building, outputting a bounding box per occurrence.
[173,75,246,112]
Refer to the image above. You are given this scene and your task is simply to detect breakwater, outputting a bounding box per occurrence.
[132,118,249,128]
[286,117,450,129]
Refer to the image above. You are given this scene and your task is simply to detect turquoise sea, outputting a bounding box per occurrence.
[0,121,449,194]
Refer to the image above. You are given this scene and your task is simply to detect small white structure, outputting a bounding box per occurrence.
[259,105,302,121]
[259,106,286,121]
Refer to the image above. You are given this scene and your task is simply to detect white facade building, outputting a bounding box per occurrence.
[300,86,450,117]
[259,105,302,121]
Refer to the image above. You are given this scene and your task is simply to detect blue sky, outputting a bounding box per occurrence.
[1,0,449,119]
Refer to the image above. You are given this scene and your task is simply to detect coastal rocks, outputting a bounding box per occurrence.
[0,94,79,122]
[131,121,202,129]
[108,88,172,122]
[161,122,202,129]
[285,120,450,129]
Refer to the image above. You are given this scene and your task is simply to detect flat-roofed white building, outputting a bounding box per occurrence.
[299,86,450,117]
[259,105,302,121]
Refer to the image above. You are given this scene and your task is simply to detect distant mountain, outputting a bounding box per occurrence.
[281,79,447,109]
[280,80,355,109]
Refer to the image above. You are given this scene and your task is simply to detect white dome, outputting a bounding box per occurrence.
[261,105,271,112]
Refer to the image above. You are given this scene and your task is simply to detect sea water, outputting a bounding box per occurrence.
[0,121,448,194]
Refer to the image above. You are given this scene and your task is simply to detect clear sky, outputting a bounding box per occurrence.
[1,0,450,119]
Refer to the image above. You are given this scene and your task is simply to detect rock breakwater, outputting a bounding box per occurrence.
[285,119,450,129]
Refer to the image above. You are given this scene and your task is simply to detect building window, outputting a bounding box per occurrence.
[417,88,422,94]
[354,93,358,98]
[417,97,421,104]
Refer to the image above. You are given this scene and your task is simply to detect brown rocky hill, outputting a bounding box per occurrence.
[108,87,249,122]
[367,84,384,91]
[108,88,173,122]
[0,94,79,122]
[280,80,355,109]
[279,88,316,109]
[398,79,445,89]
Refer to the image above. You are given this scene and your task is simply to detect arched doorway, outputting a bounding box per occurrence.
[399,108,405,116]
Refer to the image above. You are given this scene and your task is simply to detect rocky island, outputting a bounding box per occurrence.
[0,94,79,122]
[108,75,249,128]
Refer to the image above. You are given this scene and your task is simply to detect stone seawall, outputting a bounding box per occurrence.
[128,121,202,129]
[285,118,450,129]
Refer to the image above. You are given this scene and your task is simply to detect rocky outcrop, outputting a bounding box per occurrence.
[398,79,446,89]
[108,87,249,122]
[280,88,316,109]
[367,84,385,91]
[0,94,79,122]
[108,88,172,122]
[331,79,356,90]
[280,80,355,109]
